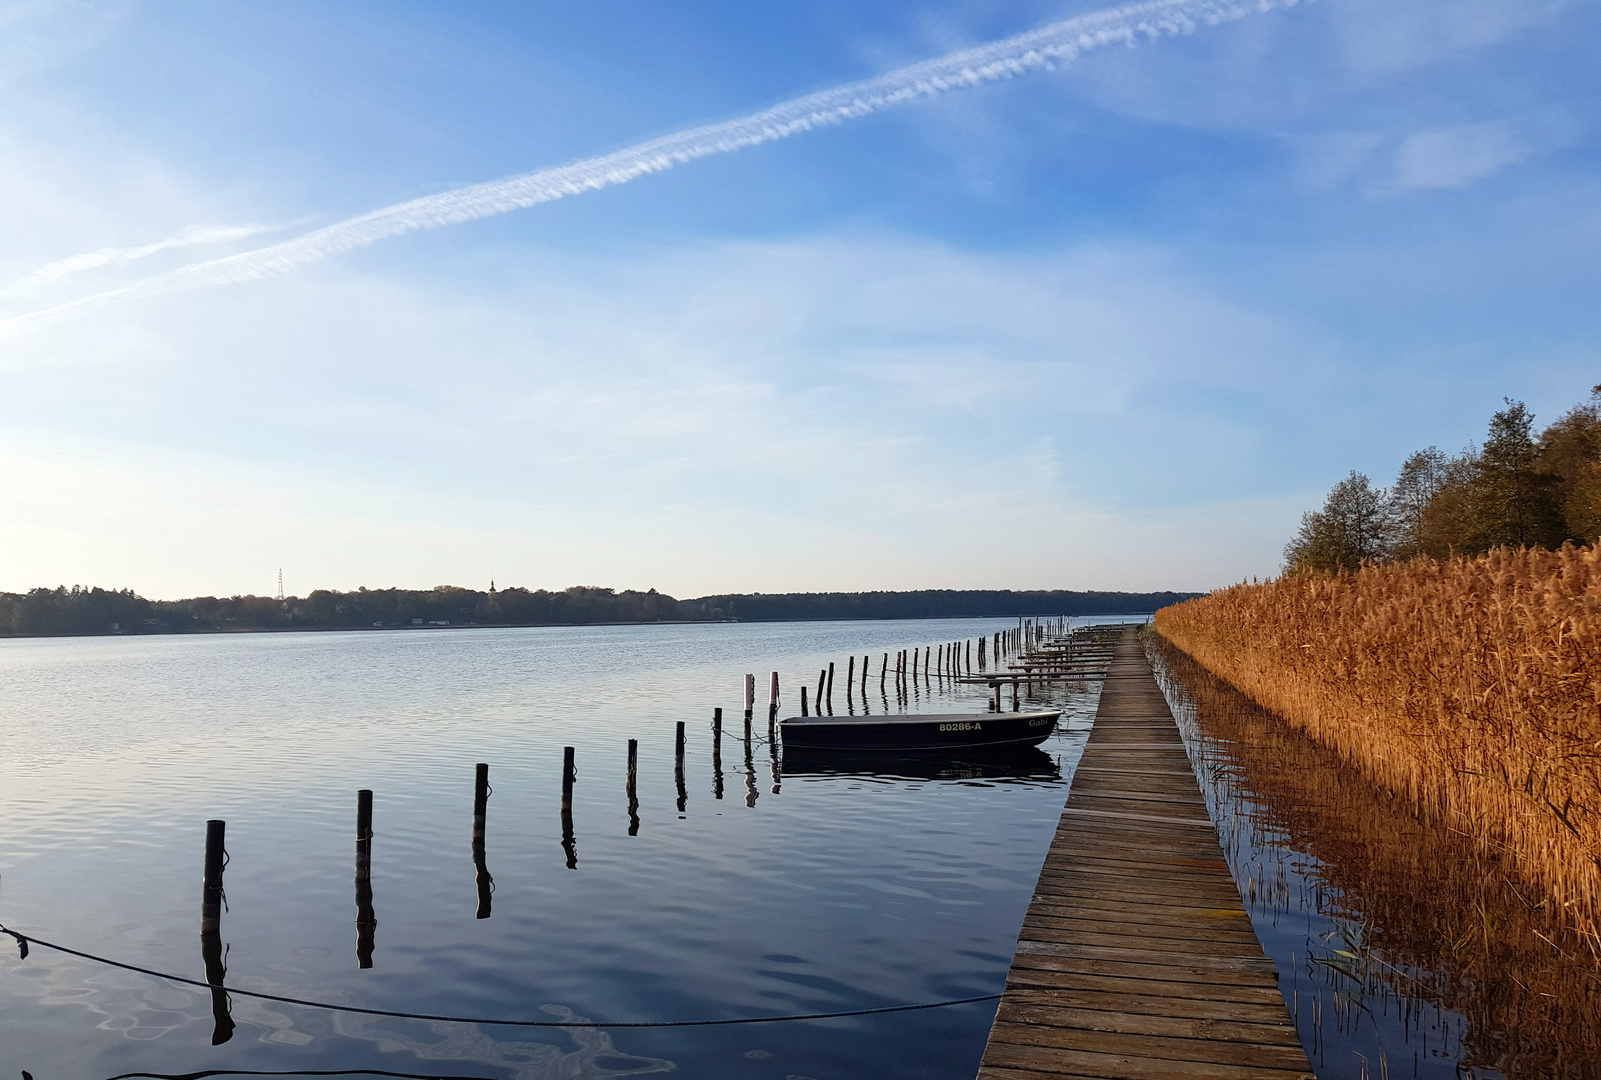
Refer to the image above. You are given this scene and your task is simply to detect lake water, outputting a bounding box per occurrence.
[0,617,1119,1080]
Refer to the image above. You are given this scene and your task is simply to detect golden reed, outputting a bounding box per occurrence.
[1154,544,1601,946]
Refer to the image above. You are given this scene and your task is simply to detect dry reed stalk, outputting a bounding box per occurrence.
[1151,637,1601,1077]
[1153,544,1601,945]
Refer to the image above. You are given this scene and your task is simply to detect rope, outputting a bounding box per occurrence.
[101,1071,499,1080]
[1,923,999,1029]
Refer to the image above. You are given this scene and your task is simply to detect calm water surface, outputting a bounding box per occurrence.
[0,618,1115,1080]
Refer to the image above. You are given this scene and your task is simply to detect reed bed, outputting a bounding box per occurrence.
[1150,637,1601,1078]
[1153,544,1601,944]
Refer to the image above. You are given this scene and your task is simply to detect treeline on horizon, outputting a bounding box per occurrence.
[0,584,1198,638]
[1287,386,1601,572]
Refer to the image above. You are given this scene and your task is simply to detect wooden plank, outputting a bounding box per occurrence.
[981,1040,1314,1080]
[998,988,1298,1026]
[978,630,1311,1080]
[986,1022,1311,1070]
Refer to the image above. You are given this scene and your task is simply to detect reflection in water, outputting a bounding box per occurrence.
[354,789,376,969]
[199,819,235,1046]
[769,730,781,794]
[626,738,640,837]
[472,764,493,918]
[674,720,687,815]
[1151,637,1601,1079]
[743,728,758,808]
[711,713,724,802]
[561,746,578,869]
[779,745,1061,783]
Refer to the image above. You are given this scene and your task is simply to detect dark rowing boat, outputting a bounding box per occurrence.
[778,710,1060,751]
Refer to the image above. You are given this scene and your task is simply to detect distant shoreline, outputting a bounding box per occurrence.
[1,584,1193,639]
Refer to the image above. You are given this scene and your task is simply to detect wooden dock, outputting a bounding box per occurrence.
[977,632,1313,1080]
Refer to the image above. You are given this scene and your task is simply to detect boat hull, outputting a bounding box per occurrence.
[779,710,1059,751]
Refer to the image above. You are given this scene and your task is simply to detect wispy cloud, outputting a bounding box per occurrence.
[0,0,1297,334]
[1394,110,1581,190]
[2,223,280,293]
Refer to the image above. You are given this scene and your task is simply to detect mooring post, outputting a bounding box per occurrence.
[768,671,779,725]
[846,656,855,701]
[800,686,809,716]
[473,763,489,840]
[826,662,834,712]
[202,820,226,934]
[675,720,686,772]
[744,673,755,721]
[862,655,869,693]
[1012,679,1020,711]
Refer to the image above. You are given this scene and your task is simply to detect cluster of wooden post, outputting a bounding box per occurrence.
[187,627,1100,1031]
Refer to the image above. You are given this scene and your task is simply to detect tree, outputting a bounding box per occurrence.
[1387,447,1449,559]
[1284,471,1391,573]
[1472,399,1562,551]
[1537,386,1601,543]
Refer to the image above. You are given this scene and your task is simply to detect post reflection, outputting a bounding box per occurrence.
[712,713,724,801]
[472,764,492,918]
[675,720,688,814]
[561,746,578,869]
[743,728,758,807]
[199,819,235,1045]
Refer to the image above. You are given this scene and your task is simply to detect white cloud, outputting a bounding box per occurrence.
[1394,111,1579,190]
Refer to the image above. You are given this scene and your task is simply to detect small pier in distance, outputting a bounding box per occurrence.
[978,630,1313,1080]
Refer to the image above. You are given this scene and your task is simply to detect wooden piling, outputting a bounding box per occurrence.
[201,820,226,933]
[769,671,779,724]
[817,668,827,713]
[626,739,638,794]
[560,749,574,810]
[744,673,755,720]
[800,686,809,716]
[473,763,490,839]
[826,661,835,711]
[846,655,855,699]
[880,653,888,692]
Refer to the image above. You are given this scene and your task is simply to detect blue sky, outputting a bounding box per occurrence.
[2,0,1598,598]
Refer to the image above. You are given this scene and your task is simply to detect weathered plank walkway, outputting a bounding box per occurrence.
[977,631,1313,1080]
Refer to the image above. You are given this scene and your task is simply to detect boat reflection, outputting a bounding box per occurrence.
[779,745,1061,783]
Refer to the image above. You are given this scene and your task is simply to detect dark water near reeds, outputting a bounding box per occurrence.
[0,618,1118,1080]
[1151,638,1601,1080]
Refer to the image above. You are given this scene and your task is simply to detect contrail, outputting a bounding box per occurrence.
[2,0,1295,332]
[2,223,279,294]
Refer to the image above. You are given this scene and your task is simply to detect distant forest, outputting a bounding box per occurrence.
[1287,386,1601,572]
[0,585,1197,638]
